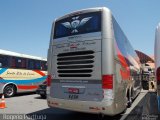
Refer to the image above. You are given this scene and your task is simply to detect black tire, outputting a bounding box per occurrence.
[127,90,132,108]
[3,85,16,98]
[40,94,46,99]
[127,98,132,108]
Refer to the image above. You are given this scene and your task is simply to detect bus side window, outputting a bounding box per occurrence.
[0,55,3,67]
[35,60,41,70]
[11,57,16,68]
[14,57,27,69]
[15,57,23,68]
[27,59,34,70]
[0,55,9,68]
[21,58,27,69]
[41,61,47,71]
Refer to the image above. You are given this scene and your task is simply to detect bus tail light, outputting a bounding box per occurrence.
[47,75,51,86]
[157,67,160,81]
[102,75,113,89]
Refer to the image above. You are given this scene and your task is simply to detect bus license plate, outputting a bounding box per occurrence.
[68,94,79,100]
[68,88,79,94]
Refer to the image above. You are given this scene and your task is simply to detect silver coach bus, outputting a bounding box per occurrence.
[47,7,141,115]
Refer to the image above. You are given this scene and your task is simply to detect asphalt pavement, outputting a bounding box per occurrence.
[0,90,159,120]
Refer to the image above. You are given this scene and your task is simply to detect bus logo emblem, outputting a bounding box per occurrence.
[62,16,92,33]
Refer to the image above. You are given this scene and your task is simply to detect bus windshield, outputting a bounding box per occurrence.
[54,11,101,39]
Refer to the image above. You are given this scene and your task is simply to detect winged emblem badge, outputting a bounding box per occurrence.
[61,16,92,33]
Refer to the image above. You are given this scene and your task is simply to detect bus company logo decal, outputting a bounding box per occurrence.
[62,16,92,33]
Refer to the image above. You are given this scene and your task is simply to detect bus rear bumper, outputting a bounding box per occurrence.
[47,97,121,116]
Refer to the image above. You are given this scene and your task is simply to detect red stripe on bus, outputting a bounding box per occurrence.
[115,43,130,80]
[33,70,45,76]
[17,85,38,90]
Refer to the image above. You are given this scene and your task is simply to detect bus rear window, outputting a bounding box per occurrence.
[54,11,101,39]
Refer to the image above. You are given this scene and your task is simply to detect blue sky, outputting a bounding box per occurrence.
[0,0,159,58]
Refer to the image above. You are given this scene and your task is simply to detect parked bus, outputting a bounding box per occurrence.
[47,7,141,115]
[155,23,160,111]
[0,49,47,97]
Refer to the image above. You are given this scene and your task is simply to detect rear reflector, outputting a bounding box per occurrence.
[47,75,51,86]
[102,75,113,89]
[89,107,100,111]
[52,102,59,106]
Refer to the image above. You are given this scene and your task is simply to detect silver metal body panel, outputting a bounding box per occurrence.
[155,23,160,96]
[51,32,102,80]
[47,7,141,115]
[155,23,160,71]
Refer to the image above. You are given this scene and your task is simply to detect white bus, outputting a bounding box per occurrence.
[47,7,141,115]
[155,23,160,111]
[0,49,47,97]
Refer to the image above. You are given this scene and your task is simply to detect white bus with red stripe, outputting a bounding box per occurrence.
[47,7,141,115]
[155,23,160,111]
[0,49,47,97]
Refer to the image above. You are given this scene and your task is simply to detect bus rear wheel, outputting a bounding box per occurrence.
[127,90,132,108]
[3,85,16,98]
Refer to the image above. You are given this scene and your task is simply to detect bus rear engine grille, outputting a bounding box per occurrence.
[57,50,94,77]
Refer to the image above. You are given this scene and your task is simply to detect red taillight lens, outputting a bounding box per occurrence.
[47,75,51,86]
[102,75,113,89]
[157,67,160,81]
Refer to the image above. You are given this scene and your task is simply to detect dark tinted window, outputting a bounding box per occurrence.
[28,59,35,70]
[35,60,41,70]
[11,57,16,68]
[14,57,27,69]
[21,58,27,68]
[0,54,47,70]
[0,55,9,68]
[41,61,47,71]
[27,59,46,70]
[54,11,101,39]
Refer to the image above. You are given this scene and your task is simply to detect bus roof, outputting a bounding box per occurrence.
[55,7,110,21]
[0,49,47,61]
